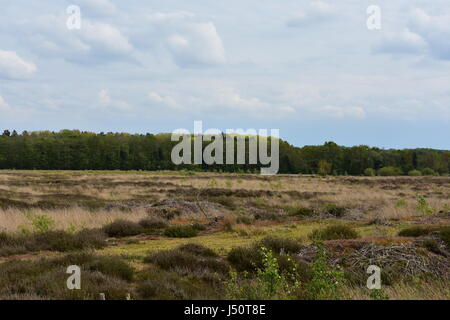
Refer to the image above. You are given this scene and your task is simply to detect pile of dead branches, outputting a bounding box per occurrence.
[340,243,450,280]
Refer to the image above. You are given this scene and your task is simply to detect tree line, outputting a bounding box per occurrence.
[0,130,449,175]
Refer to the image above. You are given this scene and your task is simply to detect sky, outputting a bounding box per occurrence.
[0,0,450,149]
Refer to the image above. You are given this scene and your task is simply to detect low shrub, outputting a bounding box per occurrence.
[378,166,403,176]
[408,170,422,176]
[364,168,376,176]
[213,196,236,209]
[236,216,253,225]
[164,226,197,238]
[178,243,218,257]
[0,253,133,300]
[227,246,262,272]
[398,225,449,247]
[138,217,168,229]
[136,266,221,300]
[322,203,347,217]
[145,245,227,274]
[439,226,450,247]
[303,243,345,300]
[398,226,432,237]
[89,256,135,281]
[103,220,144,238]
[421,168,436,176]
[258,237,302,255]
[288,207,316,217]
[309,225,359,241]
[191,223,207,231]
[0,229,107,257]
[225,247,300,300]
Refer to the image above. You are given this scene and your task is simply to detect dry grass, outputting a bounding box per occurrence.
[0,207,148,233]
[1,171,449,233]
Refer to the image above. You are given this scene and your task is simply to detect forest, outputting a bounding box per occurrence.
[0,129,449,175]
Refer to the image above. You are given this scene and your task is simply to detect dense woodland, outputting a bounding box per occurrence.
[0,130,449,175]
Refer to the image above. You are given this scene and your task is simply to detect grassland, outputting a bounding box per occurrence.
[0,170,449,300]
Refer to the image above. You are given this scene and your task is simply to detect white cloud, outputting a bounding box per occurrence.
[81,21,133,56]
[18,15,133,65]
[145,11,226,68]
[408,9,450,60]
[72,0,117,16]
[374,9,450,61]
[287,1,335,28]
[373,28,427,55]
[0,50,37,79]
[148,92,181,109]
[321,105,367,119]
[213,88,294,114]
[0,96,11,111]
[98,89,130,111]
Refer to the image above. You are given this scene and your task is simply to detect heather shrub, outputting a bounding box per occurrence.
[103,220,144,238]
[0,229,106,257]
[309,225,359,241]
[258,237,302,255]
[88,256,135,281]
[288,206,316,217]
[178,243,218,257]
[164,226,197,238]
[138,217,168,230]
[0,253,132,300]
[145,245,227,274]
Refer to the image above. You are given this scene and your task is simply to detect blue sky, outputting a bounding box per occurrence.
[1,0,450,149]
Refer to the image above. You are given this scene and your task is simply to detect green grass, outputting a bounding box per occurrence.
[99,220,400,259]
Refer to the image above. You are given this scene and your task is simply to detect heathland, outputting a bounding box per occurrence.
[0,170,449,300]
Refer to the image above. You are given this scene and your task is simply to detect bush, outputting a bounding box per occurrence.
[421,168,436,176]
[408,170,422,176]
[191,223,206,231]
[138,217,168,229]
[164,226,197,238]
[227,246,262,272]
[258,237,302,255]
[103,220,144,238]
[178,243,217,257]
[89,256,134,281]
[145,246,227,274]
[398,226,449,246]
[136,266,221,300]
[439,226,450,247]
[29,213,55,233]
[309,225,359,241]
[288,207,316,217]
[0,229,107,257]
[225,247,300,300]
[378,166,403,176]
[236,216,253,225]
[364,168,376,176]
[303,243,345,300]
[0,253,133,300]
[398,226,432,237]
[323,203,347,217]
[415,196,434,214]
[34,229,106,252]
